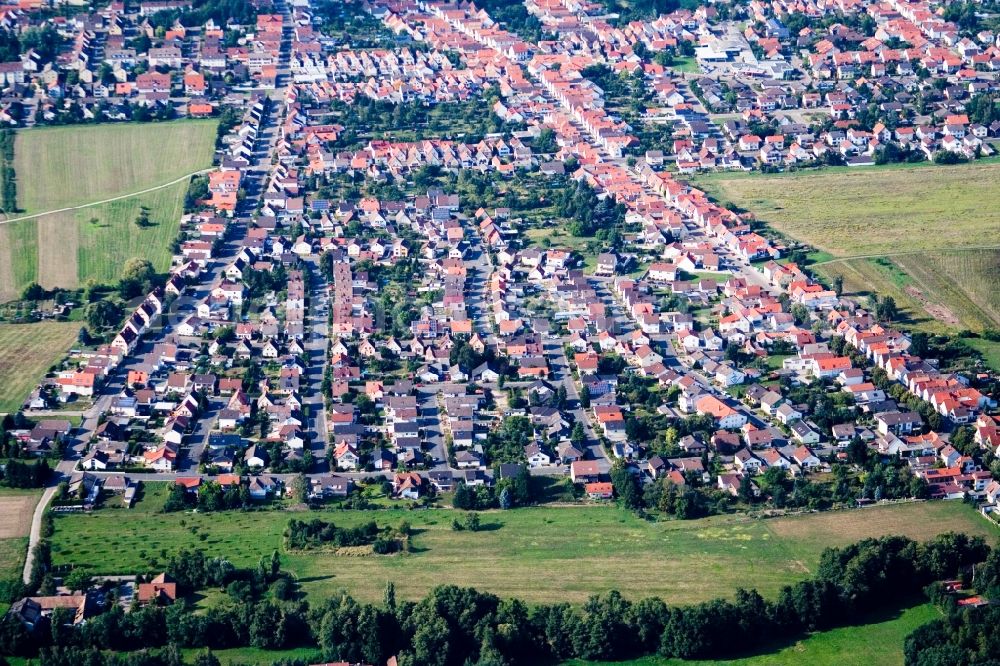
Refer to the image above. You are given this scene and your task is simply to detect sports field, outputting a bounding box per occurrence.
[0,121,216,299]
[12,120,217,215]
[50,490,997,605]
[0,321,80,413]
[691,163,1000,361]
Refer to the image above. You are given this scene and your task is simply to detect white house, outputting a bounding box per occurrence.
[525,443,551,468]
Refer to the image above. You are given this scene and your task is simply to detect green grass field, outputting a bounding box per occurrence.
[690,163,1000,364]
[671,56,700,74]
[75,180,189,285]
[12,121,217,215]
[0,536,28,579]
[968,337,1000,370]
[0,220,38,302]
[2,180,190,295]
[0,121,217,299]
[569,603,939,666]
[0,488,43,609]
[691,161,1000,258]
[51,488,998,605]
[0,121,217,300]
[0,321,80,412]
[178,647,322,666]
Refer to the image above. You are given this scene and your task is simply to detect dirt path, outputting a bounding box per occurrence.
[22,484,57,583]
[22,459,75,584]
[811,245,1000,266]
[904,285,960,327]
[0,167,213,228]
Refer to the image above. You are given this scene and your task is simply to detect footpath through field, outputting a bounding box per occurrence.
[810,245,1000,266]
[0,168,214,227]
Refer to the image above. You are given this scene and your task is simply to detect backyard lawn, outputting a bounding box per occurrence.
[50,489,998,606]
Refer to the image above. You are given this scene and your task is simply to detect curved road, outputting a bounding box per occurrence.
[22,459,74,584]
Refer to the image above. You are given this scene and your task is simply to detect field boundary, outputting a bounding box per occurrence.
[895,253,1000,329]
[811,245,1000,266]
[0,167,212,227]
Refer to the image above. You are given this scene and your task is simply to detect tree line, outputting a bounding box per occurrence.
[0,458,50,489]
[0,25,65,64]
[905,604,1000,666]
[0,533,990,665]
[285,518,407,554]
[147,0,271,30]
[0,129,16,214]
[162,482,251,514]
[328,93,519,152]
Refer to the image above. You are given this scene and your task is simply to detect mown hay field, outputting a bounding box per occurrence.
[1,178,191,296]
[0,321,80,412]
[691,161,1000,258]
[51,490,997,606]
[12,120,217,214]
[0,488,42,604]
[0,120,217,300]
[691,164,1000,367]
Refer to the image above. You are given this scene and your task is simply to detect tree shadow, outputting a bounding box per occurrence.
[703,596,925,662]
[474,521,504,532]
[185,590,208,606]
